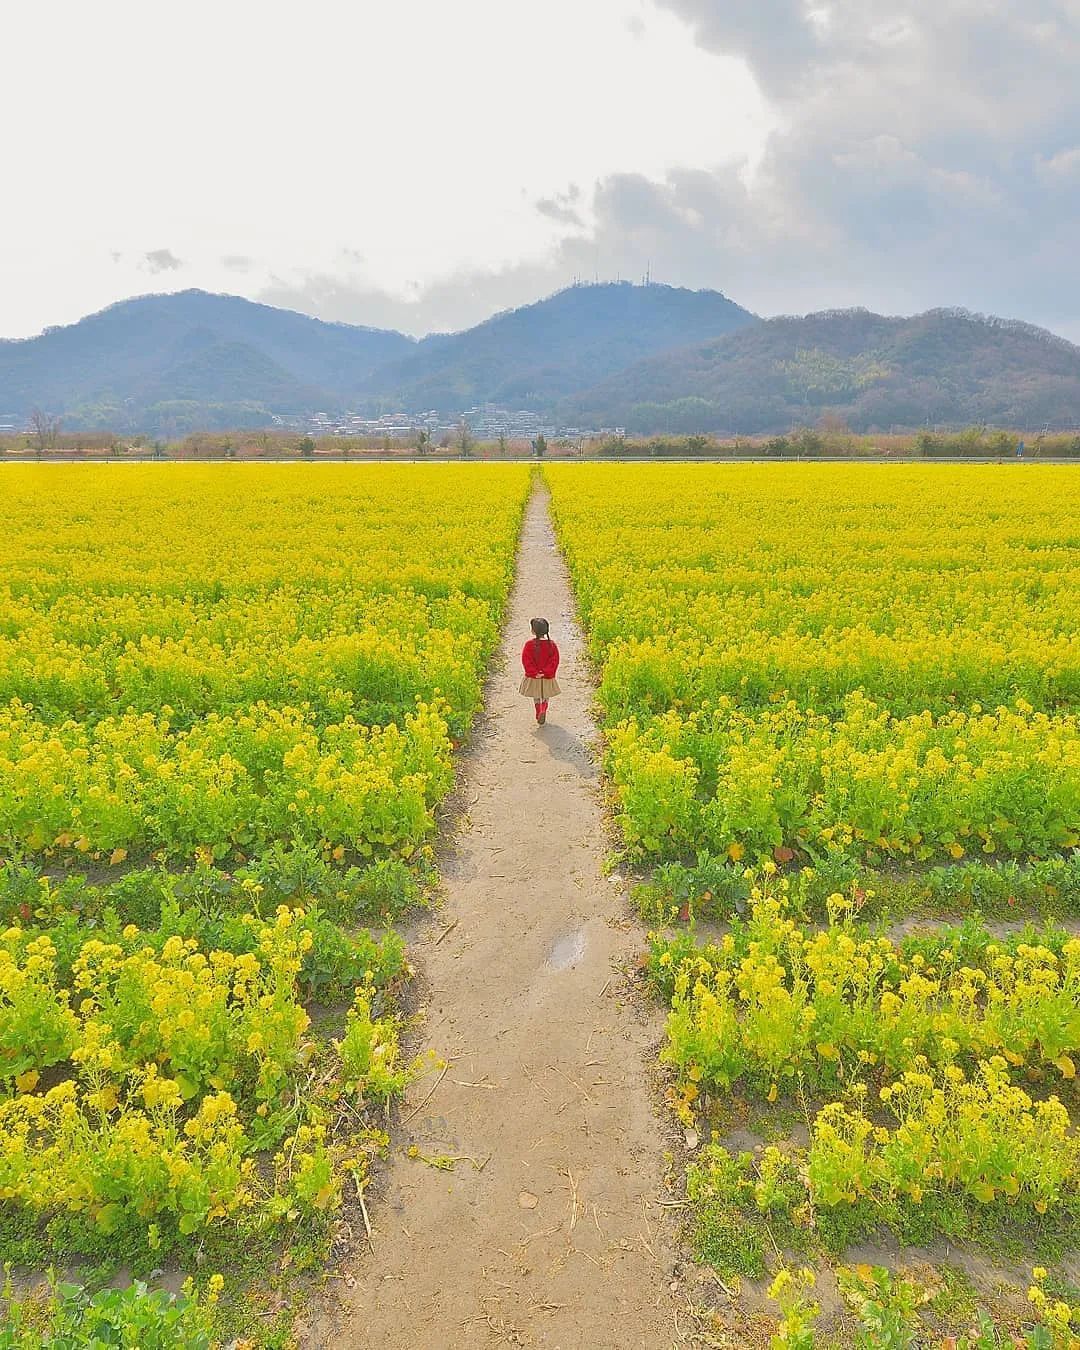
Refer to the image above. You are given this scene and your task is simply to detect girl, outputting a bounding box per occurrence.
[519,616,561,725]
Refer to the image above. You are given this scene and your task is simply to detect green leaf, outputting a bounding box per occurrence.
[95,1202,123,1234]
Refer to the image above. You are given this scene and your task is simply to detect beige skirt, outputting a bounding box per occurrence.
[519,676,562,700]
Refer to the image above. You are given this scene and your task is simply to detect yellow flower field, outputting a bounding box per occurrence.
[546,463,1080,868]
[547,461,1080,1320]
[0,463,530,1338]
[0,464,529,864]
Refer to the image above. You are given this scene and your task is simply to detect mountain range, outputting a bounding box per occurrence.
[3,283,1080,435]
[0,284,753,436]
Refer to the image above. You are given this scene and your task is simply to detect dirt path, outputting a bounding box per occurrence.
[313,486,683,1348]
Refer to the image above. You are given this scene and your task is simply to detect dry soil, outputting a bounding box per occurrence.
[310,485,684,1348]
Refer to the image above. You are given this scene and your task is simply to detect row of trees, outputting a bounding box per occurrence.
[597,427,1080,459]
[2,419,555,461]
[297,425,549,459]
[8,414,1078,461]
[412,425,548,458]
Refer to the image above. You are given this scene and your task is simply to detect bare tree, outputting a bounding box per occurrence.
[29,408,61,455]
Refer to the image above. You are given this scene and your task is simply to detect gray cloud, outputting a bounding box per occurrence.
[221,254,252,272]
[633,0,1080,329]
[657,0,819,95]
[143,248,184,273]
[535,185,585,228]
[259,2,1080,342]
[258,256,578,336]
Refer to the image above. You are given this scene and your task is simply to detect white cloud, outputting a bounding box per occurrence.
[0,0,768,337]
[1038,145,1080,179]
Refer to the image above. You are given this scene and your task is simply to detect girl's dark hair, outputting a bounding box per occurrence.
[530,617,550,661]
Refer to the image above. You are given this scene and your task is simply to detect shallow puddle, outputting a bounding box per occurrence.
[548,928,587,970]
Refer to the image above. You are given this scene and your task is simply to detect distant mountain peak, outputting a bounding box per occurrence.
[62,287,407,339]
[369,281,757,412]
[0,290,416,435]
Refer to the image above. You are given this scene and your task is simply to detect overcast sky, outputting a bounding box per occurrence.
[3,1,1079,340]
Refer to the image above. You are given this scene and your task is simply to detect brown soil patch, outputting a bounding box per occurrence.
[305,488,683,1348]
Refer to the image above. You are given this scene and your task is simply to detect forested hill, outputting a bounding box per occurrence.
[362,282,756,411]
[558,308,1080,434]
[0,291,415,434]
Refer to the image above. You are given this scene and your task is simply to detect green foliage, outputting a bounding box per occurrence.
[563,308,1080,434]
[684,1148,768,1277]
[336,987,423,1103]
[768,1267,821,1349]
[635,851,1080,926]
[607,694,1079,866]
[366,282,753,415]
[837,1266,923,1347]
[596,432,721,457]
[918,427,1018,458]
[0,1271,221,1349]
[760,1263,1080,1349]
[765,426,827,456]
[779,347,890,403]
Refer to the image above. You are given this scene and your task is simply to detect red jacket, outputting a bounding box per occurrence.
[522,637,560,680]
